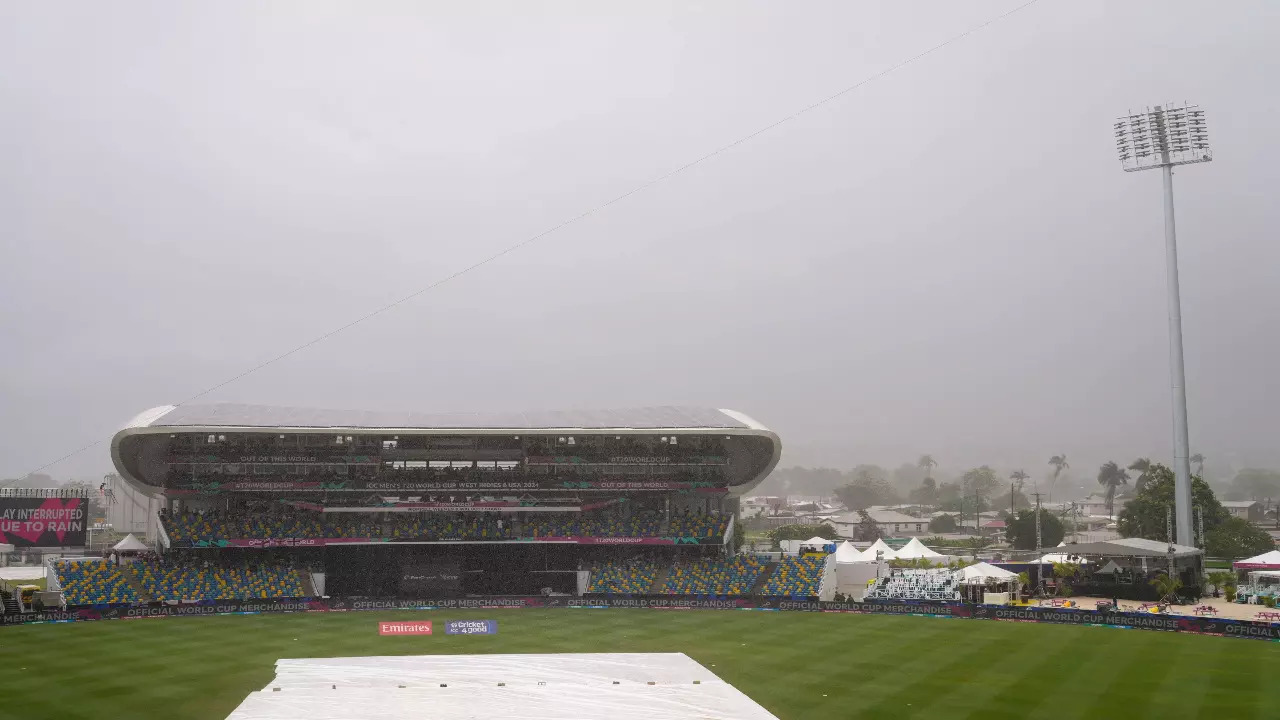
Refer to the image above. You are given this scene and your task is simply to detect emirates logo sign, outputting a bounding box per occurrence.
[378,621,433,635]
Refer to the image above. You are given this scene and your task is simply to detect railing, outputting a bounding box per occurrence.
[0,488,90,498]
[43,556,63,592]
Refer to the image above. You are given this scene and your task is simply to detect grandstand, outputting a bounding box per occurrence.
[58,403,804,607]
[760,555,827,599]
[134,559,305,602]
[664,555,767,596]
[54,559,140,605]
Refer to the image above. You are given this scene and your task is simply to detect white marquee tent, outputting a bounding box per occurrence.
[112,534,149,552]
[893,537,943,560]
[955,562,1017,585]
[833,541,863,564]
[1096,560,1124,575]
[1234,550,1280,570]
[1038,550,1090,565]
[859,539,895,561]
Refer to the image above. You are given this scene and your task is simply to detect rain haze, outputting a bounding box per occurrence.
[2,0,1278,491]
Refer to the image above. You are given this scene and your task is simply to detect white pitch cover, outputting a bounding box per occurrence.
[226,653,779,720]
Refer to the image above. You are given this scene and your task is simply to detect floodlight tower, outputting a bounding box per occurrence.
[1114,104,1212,546]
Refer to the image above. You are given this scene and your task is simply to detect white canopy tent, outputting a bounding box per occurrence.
[893,537,942,560]
[1096,560,1124,575]
[955,562,1020,604]
[1039,551,1090,565]
[955,562,1017,585]
[112,534,149,553]
[859,539,895,561]
[833,541,863,564]
[1234,550,1280,570]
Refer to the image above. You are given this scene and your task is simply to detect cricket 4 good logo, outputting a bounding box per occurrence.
[379,621,433,635]
[445,620,497,635]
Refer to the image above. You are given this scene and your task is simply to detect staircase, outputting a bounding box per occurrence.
[648,565,672,594]
[1,590,19,615]
[750,563,778,595]
[299,571,318,598]
[121,565,153,603]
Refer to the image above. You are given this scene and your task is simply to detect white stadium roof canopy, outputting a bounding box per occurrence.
[110,403,781,496]
[125,403,769,432]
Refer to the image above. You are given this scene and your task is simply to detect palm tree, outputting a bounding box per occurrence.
[1206,570,1236,599]
[1047,454,1069,502]
[1008,470,1030,512]
[1150,572,1183,605]
[1052,562,1080,597]
[1097,461,1130,518]
[917,454,937,480]
[1128,458,1153,493]
[1190,453,1205,477]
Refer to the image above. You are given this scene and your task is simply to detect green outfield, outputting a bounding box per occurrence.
[0,609,1274,720]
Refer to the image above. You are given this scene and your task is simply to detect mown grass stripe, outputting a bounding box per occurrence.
[0,609,1275,720]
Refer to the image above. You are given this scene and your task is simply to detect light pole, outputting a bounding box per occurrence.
[1114,104,1212,546]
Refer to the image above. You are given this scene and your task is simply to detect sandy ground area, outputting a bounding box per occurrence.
[1037,594,1275,622]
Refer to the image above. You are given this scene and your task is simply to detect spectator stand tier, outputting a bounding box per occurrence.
[54,559,141,606]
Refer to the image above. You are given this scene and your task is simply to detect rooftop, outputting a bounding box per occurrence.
[1054,537,1202,558]
[833,510,924,525]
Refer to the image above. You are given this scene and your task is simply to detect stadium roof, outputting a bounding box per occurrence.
[128,403,767,432]
[111,403,781,497]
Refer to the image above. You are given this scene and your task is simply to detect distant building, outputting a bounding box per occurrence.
[832,509,928,538]
[1074,494,1129,518]
[1221,500,1264,523]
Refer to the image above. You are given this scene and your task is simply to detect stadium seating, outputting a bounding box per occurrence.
[667,512,727,538]
[526,511,660,538]
[164,511,327,542]
[761,555,827,598]
[162,508,728,543]
[133,560,305,602]
[55,560,140,605]
[587,558,660,594]
[390,514,511,541]
[662,555,765,596]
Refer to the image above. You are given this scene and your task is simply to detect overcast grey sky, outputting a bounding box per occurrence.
[2,1,1277,483]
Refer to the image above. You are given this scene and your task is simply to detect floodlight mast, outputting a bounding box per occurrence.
[1113,104,1212,548]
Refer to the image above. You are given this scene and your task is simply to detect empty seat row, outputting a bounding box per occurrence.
[587,558,660,594]
[663,555,765,596]
[163,509,728,543]
[761,555,826,598]
[133,561,306,602]
[55,560,140,606]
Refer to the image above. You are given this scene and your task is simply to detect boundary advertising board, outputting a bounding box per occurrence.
[3,595,1277,641]
[178,535,723,548]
